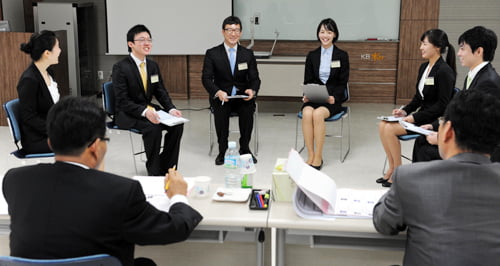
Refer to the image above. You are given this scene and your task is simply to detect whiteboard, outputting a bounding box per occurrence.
[105,0,232,55]
[234,0,400,41]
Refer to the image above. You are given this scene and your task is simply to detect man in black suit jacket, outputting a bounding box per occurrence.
[374,90,500,266]
[3,97,202,266]
[113,24,184,175]
[202,16,261,165]
[412,26,500,162]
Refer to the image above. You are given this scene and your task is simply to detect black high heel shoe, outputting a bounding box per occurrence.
[311,160,323,170]
[382,181,392,187]
[376,177,389,184]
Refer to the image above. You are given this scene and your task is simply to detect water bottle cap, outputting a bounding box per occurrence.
[228,141,237,149]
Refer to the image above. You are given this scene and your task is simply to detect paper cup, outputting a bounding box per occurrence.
[240,154,256,174]
[193,176,211,197]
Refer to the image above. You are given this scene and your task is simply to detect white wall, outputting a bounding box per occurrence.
[1,0,25,32]
[439,0,500,87]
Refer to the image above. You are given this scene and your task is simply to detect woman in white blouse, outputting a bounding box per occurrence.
[377,29,456,187]
[17,30,61,154]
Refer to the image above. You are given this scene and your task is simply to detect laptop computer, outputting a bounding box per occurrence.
[301,84,329,103]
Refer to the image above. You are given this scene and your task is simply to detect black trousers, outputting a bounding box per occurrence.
[133,119,183,176]
[412,135,441,162]
[210,98,255,155]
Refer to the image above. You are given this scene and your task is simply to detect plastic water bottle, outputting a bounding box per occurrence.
[224,141,241,188]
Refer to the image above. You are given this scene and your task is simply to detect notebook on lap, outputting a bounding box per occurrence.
[301,84,329,103]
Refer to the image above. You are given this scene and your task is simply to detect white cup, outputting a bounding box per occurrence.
[193,176,211,197]
[240,154,256,174]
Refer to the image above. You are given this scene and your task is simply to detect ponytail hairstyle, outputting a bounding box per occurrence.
[421,29,456,74]
[20,30,57,61]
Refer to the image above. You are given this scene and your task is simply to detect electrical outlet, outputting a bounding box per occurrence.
[97,70,104,80]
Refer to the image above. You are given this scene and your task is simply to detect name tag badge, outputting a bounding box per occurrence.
[331,60,341,68]
[151,74,159,84]
[238,62,248,71]
[425,77,434,85]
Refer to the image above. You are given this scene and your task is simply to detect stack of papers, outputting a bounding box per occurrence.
[133,176,195,211]
[377,115,402,122]
[157,110,189,126]
[285,149,386,220]
[399,121,433,136]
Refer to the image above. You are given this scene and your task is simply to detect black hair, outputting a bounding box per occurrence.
[47,96,107,156]
[443,90,500,154]
[126,24,152,52]
[222,16,242,31]
[421,29,457,74]
[316,18,339,43]
[20,30,57,61]
[458,26,498,61]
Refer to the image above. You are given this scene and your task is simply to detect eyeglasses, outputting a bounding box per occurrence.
[134,38,153,44]
[88,137,110,147]
[224,28,241,34]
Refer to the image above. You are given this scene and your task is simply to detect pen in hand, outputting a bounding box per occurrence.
[164,165,176,191]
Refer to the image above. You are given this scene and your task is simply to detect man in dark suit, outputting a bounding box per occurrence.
[202,16,261,165]
[373,90,500,266]
[412,26,500,162]
[113,24,184,175]
[3,97,202,266]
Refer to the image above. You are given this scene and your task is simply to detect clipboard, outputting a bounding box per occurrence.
[301,84,329,103]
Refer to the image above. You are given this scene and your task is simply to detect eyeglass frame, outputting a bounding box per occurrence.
[133,38,153,44]
[224,28,241,34]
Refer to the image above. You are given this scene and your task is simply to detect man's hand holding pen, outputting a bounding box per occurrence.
[164,166,188,198]
[216,90,229,105]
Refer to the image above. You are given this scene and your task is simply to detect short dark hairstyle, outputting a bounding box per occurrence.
[47,96,107,156]
[421,29,456,74]
[20,30,57,61]
[222,16,242,31]
[443,90,500,154]
[126,24,152,52]
[316,18,339,43]
[458,26,498,61]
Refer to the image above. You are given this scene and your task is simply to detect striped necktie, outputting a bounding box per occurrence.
[229,48,237,96]
[466,75,472,89]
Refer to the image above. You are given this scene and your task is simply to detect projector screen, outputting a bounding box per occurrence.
[105,0,232,55]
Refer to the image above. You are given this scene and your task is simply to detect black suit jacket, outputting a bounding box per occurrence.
[464,63,500,98]
[404,57,456,126]
[2,162,202,266]
[16,63,55,149]
[112,56,176,129]
[304,45,350,103]
[202,44,260,98]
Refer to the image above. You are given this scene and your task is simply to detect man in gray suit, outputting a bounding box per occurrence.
[373,90,500,266]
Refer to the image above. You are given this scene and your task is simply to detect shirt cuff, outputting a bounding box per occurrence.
[168,194,189,211]
[141,108,148,117]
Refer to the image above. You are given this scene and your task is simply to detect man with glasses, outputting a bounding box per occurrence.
[373,90,500,266]
[202,16,261,165]
[112,24,184,175]
[3,97,202,266]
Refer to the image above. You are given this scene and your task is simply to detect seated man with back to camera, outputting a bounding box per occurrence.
[373,90,500,266]
[3,96,202,266]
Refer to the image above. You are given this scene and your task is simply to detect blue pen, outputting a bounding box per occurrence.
[255,193,261,208]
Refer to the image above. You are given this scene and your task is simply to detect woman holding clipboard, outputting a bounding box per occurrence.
[301,18,350,170]
[377,29,456,187]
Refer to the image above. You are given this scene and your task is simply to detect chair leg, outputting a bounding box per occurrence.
[129,131,139,174]
[253,110,259,156]
[339,109,351,163]
[209,110,214,156]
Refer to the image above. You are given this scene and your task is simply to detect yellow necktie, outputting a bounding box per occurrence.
[140,62,147,91]
[466,75,473,89]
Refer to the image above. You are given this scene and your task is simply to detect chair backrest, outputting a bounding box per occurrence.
[342,84,350,103]
[3,99,22,146]
[0,254,122,266]
[102,81,115,118]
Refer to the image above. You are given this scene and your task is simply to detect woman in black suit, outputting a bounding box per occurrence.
[17,30,61,154]
[378,29,456,186]
[302,18,349,170]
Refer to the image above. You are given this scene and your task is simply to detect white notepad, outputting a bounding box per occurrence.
[157,110,189,126]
